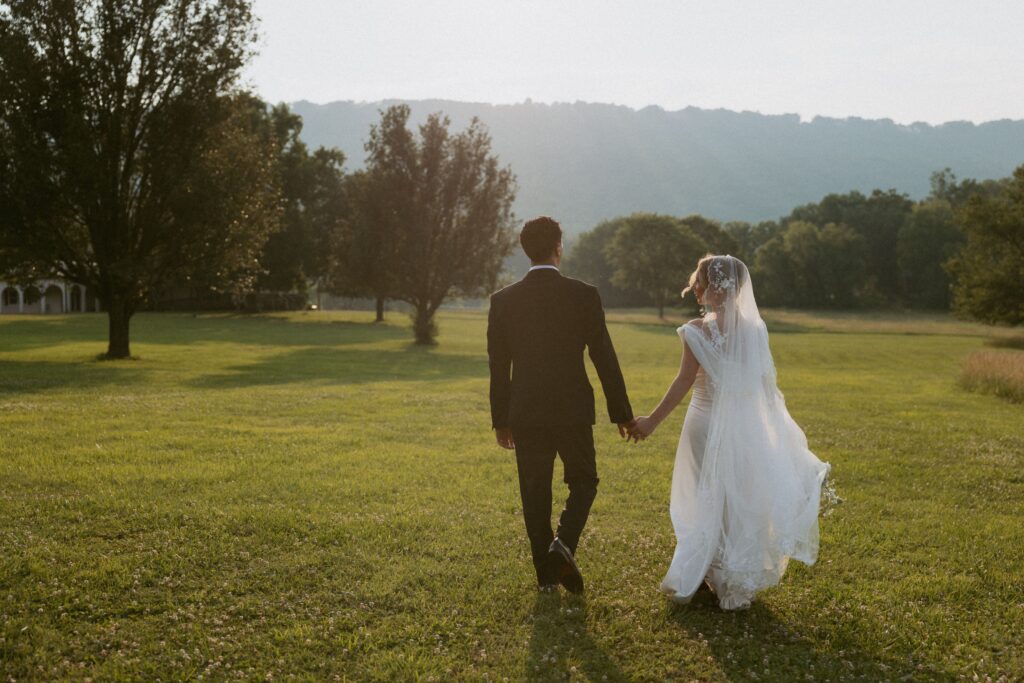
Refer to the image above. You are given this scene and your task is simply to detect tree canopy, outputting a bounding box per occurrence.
[0,0,276,357]
[606,213,707,318]
[946,166,1024,325]
[342,104,517,343]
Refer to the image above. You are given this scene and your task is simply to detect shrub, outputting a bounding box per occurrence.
[960,350,1024,403]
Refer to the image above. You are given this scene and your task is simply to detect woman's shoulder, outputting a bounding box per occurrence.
[677,318,705,332]
[676,318,706,341]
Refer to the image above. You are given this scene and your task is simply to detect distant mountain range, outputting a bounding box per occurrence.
[290,99,1024,234]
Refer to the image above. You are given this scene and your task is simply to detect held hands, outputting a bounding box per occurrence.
[626,416,656,442]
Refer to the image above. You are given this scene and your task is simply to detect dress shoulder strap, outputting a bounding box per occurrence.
[677,321,720,381]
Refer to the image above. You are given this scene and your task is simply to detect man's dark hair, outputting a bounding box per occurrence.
[520,216,562,262]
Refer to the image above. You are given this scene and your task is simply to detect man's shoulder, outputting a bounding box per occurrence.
[558,275,599,296]
[490,280,521,301]
[490,273,596,301]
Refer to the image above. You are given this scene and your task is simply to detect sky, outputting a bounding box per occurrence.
[244,0,1024,125]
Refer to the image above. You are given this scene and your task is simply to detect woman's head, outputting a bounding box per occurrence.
[682,254,747,307]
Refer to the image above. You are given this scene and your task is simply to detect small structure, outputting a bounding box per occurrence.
[0,278,100,314]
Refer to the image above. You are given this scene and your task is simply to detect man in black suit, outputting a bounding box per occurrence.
[488,216,635,593]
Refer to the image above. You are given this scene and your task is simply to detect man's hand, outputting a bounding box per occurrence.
[495,427,515,450]
[617,419,636,439]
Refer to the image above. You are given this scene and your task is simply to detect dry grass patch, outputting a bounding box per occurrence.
[960,349,1024,402]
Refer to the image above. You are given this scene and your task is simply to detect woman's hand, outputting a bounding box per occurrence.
[628,416,656,442]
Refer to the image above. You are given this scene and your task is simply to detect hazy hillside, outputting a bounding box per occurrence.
[291,99,1024,233]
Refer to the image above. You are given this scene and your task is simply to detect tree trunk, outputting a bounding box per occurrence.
[413,304,437,345]
[657,295,665,319]
[105,294,133,359]
[375,297,385,322]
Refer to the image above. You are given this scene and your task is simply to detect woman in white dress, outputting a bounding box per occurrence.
[629,255,831,610]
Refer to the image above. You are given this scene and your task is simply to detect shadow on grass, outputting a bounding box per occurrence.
[187,345,487,389]
[0,359,149,397]
[528,592,629,682]
[666,592,954,681]
[0,313,410,352]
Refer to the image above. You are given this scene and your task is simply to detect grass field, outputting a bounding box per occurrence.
[1,309,1022,681]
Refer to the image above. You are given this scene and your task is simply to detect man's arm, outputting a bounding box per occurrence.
[584,287,633,426]
[487,295,513,446]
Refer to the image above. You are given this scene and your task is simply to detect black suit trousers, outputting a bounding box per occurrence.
[512,424,599,584]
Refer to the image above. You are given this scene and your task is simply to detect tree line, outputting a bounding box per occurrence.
[564,168,1023,326]
[0,0,515,356]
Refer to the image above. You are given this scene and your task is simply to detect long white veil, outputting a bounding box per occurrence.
[661,255,832,608]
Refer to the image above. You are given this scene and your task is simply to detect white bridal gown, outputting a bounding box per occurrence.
[659,257,831,611]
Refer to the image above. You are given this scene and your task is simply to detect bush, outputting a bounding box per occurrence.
[960,350,1024,403]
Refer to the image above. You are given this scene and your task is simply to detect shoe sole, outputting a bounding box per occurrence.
[549,550,584,594]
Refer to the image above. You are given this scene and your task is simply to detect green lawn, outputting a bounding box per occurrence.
[1,309,1021,681]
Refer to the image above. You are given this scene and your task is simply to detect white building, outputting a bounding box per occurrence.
[0,278,99,314]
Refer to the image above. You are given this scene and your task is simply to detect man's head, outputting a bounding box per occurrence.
[520,216,563,265]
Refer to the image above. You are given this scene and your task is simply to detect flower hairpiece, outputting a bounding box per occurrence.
[709,258,736,292]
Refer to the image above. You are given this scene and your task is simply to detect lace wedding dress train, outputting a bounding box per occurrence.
[659,257,831,611]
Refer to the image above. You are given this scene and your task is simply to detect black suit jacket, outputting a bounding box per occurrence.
[487,268,633,429]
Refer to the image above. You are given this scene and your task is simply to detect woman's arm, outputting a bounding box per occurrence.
[629,338,701,441]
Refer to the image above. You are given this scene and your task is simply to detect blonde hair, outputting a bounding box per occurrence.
[681,254,717,300]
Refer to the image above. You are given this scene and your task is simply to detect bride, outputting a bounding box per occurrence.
[629,255,831,610]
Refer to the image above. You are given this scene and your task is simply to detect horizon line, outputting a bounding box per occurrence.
[277,96,1023,129]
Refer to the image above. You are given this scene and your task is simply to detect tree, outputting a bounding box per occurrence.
[679,214,739,256]
[946,166,1024,325]
[786,190,912,303]
[256,104,347,298]
[562,218,649,307]
[0,0,277,358]
[755,221,865,308]
[896,200,962,309]
[356,104,517,344]
[928,168,1006,208]
[329,169,395,322]
[606,213,707,318]
[723,220,782,265]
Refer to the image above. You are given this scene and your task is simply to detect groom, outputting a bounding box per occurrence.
[487,216,635,593]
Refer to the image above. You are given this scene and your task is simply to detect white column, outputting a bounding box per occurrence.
[17,286,23,313]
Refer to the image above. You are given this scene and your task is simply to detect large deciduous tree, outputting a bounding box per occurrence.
[606,213,707,318]
[0,0,278,358]
[946,165,1024,325]
[256,104,347,298]
[351,104,517,344]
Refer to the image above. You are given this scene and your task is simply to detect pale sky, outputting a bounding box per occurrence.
[244,0,1024,125]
